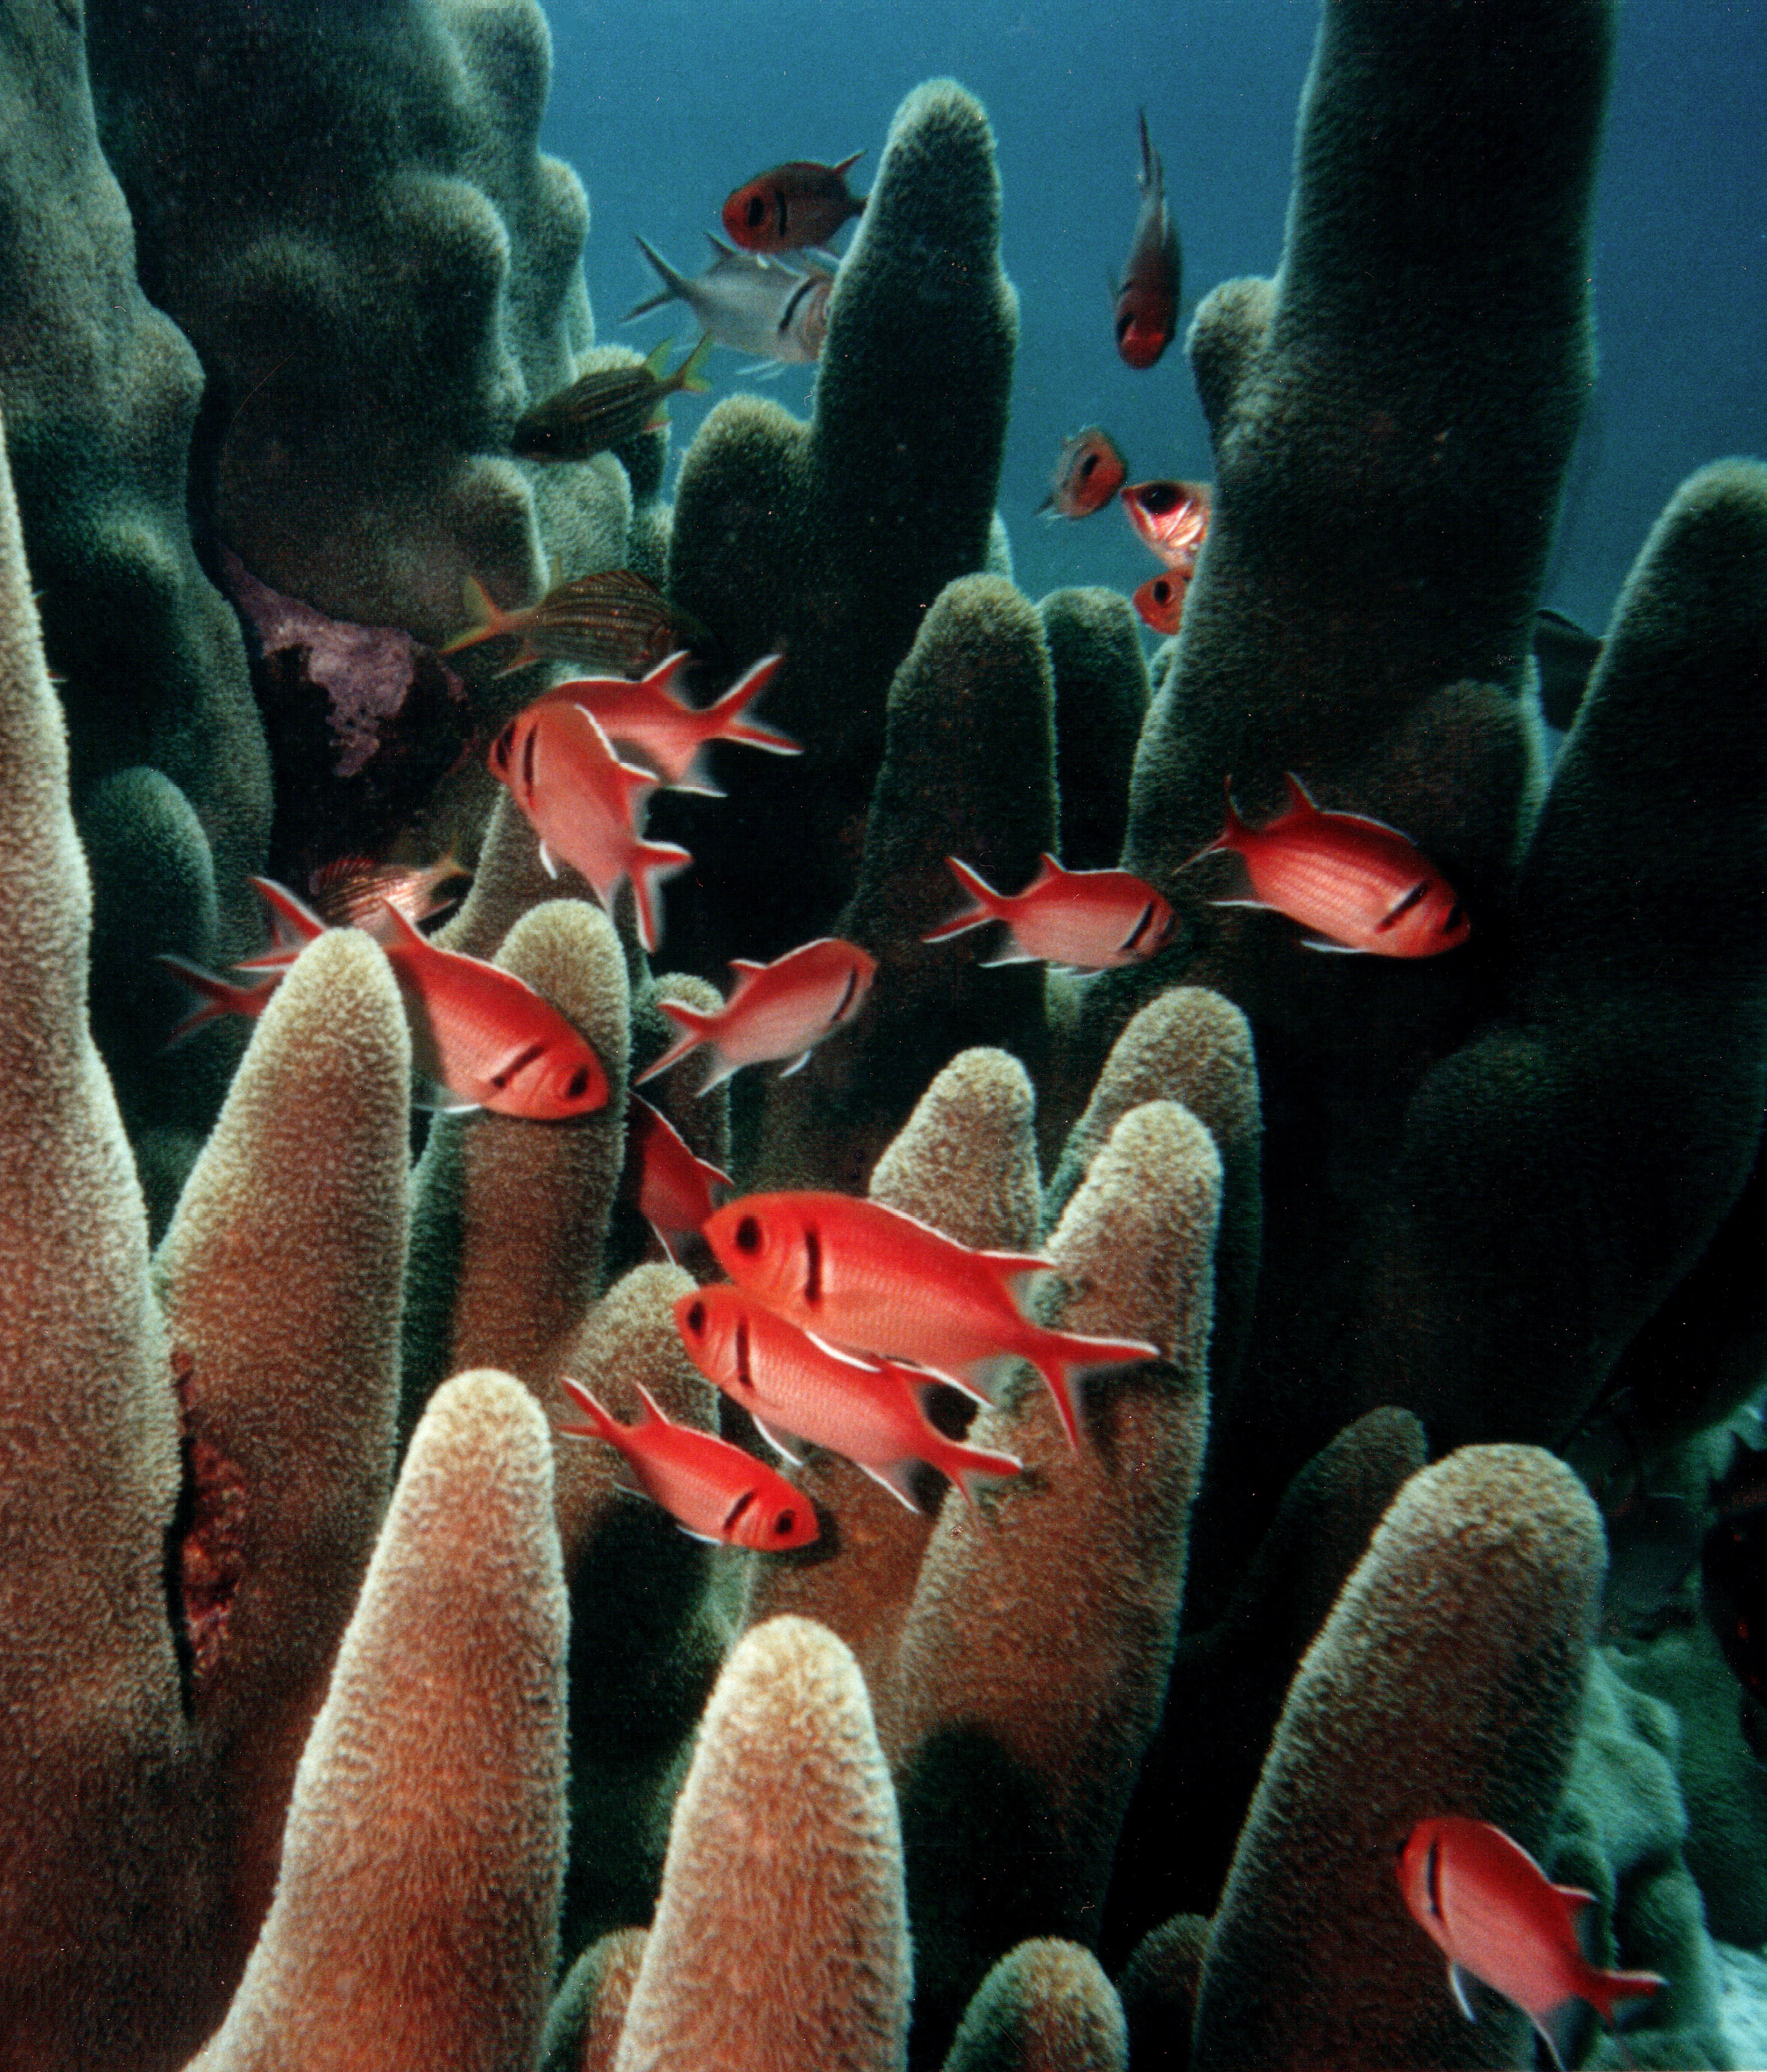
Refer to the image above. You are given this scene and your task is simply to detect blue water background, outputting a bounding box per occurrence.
[540,0,1766,648]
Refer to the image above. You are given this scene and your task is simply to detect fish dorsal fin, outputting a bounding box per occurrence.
[1553,1882,1599,1952]
[1029,852,1066,889]
[980,1248,1058,1309]
[832,149,866,177]
[376,896,433,958]
[642,650,696,706]
[1281,771,1321,819]
[725,958,769,1000]
[639,338,672,378]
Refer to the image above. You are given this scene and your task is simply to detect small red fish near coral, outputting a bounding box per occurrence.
[1120,479,1211,571]
[1115,111,1181,369]
[1397,1816,1663,2069]
[488,699,691,954]
[1191,774,1471,958]
[635,938,877,1093]
[1132,570,1189,637]
[157,958,282,1044]
[722,152,866,252]
[185,878,610,1118]
[923,854,1176,972]
[439,567,716,678]
[555,1376,818,1551]
[1039,428,1128,520]
[673,1284,1022,1513]
[307,848,470,938]
[703,1191,1158,1451]
[536,650,798,795]
[626,1094,733,1260]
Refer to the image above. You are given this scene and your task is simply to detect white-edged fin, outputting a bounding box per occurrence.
[539,840,560,879]
[1298,933,1368,954]
[675,1523,725,1545]
[777,1049,815,1077]
[647,1220,680,1266]
[857,1459,928,1514]
[1448,1963,1479,2025]
[1209,896,1280,911]
[739,359,789,380]
[960,1351,1025,1402]
[1532,1995,1595,2072]
[412,1077,480,1115]
[980,944,1040,968]
[749,1415,805,1467]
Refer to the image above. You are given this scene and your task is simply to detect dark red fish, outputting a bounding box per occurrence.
[1121,480,1210,571]
[1039,428,1128,520]
[1191,774,1471,958]
[1397,1816,1662,2068]
[626,1095,732,1260]
[722,152,866,252]
[1115,111,1181,369]
[1132,570,1188,636]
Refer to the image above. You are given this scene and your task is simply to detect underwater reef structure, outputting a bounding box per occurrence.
[1,0,1765,2067]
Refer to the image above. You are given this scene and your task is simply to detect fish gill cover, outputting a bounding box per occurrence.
[0,1,1762,2069]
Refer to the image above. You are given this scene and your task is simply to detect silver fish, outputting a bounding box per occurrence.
[624,235,832,365]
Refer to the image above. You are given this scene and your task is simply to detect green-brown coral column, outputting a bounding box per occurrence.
[664,78,1018,967]
[1192,1446,1604,2070]
[612,1615,911,2071]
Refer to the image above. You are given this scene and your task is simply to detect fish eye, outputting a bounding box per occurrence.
[734,1214,762,1255]
[773,1509,799,1538]
[1154,578,1175,604]
[1140,481,1182,512]
[566,1066,589,1100]
[1077,452,1098,481]
[685,1300,706,1336]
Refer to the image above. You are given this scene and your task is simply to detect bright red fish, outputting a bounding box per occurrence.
[555,1376,818,1551]
[1120,479,1210,571]
[702,1191,1158,1450]
[1039,427,1128,520]
[1191,774,1471,958]
[1115,111,1181,369]
[1132,570,1189,637]
[626,1094,733,1260]
[673,1285,1022,1513]
[722,152,866,252]
[635,938,876,1094]
[1397,1816,1663,2069]
[488,698,690,954]
[536,650,798,795]
[923,854,1176,972]
[157,957,282,1045]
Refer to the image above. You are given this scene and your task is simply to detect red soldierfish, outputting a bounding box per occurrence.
[488,699,691,954]
[673,1284,1022,1513]
[1397,1816,1663,2069]
[702,1191,1159,1450]
[722,152,866,252]
[1132,570,1189,637]
[1193,774,1471,958]
[635,938,877,1093]
[626,1094,733,1260]
[226,878,610,1117]
[1115,111,1181,370]
[923,854,1176,972]
[538,650,798,795]
[1120,479,1211,572]
[1040,428,1128,520]
[555,1376,818,1551]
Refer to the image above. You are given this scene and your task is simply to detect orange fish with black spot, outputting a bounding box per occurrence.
[923,854,1176,972]
[1132,570,1189,637]
[1040,428,1128,520]
[722,152,866,252]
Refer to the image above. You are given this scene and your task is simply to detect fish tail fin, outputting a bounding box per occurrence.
[706,653,800,755]
[1578,1967,1665,2030]
[627,841,692,955]
[922,855,1004,943]
[634,995,718,1084]
[436,574,507,655]
[675,333,717,394]
[155,955,277,1045]
[626,236,689,321]
[1022,1328,1162,1452]
[556,1375,626,1446]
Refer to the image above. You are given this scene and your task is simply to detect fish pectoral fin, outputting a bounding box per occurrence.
[1447,1963,1480,2025]
[538,841,561,879]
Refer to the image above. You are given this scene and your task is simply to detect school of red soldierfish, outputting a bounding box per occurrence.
[158,117,1475,1553]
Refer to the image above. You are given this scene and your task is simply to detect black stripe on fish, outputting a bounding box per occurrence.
[1424,1835,1445,1919]
[832,968,860,1022]
[490,1041,547,1091]
[803,1222,822,1308]
[735,1317,755,1391]
[777,273,820,336]
[1121,900,1158,953]
[723,1487,758,1534]
[1376,881,1429,931]
[520,721,538,795]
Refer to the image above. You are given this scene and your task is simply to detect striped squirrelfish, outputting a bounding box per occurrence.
[534,650,798,795]
[511,334,715,463]
[635,938,876,1093]
[722,151,866,252]
[1192,774,1471,957]
[488,699,691,955]
[1115,111,1181,370]
[1121,479,1211,572]
[218,878,610,1117]
[923,854,1176,972]
[307,849,470,938]
[702,1191,1158,1450]
[626,1095,733,1260]
[673,1285,1022,1513]
[437,567,717,678]
[1039,427,1128,520]
[1397,1817,1663,2069]
[555,1376,818,1551]
[625,237,833,364]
